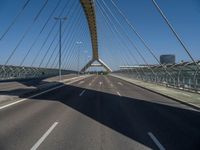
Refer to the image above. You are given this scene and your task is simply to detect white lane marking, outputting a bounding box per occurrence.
[31,122,58,150]
[78,81,85,85]
[0,76,88,110]
[182,93,191,97]
[79,90,86,96]
[99,82,103,86]
[117,92,121,96]
[61,76,83,82]
[148,132,165,150]
[0,99,27,110]
[104,76,114,88]
[172,91,191,97]
[118,82,123,86]
[89,76,98,86]
[105,78,110,83]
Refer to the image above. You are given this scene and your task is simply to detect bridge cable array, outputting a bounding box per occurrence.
[0,0,92,79]
[0,0,31,41]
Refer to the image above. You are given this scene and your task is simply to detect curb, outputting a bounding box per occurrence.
[111,75,200,111]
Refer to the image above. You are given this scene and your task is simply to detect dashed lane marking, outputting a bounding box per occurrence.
[79,90,86,96]
[89,76,98,86]
[148,132,165,150]
[31,122,58,150]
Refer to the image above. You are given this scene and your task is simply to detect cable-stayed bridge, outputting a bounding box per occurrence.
[0,0,200,150]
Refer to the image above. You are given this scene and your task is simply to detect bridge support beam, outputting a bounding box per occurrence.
[81,59,112,72]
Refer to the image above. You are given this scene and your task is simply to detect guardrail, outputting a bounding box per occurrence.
[0,65,77,81]
[113,63,200,93]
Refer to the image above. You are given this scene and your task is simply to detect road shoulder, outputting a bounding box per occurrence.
[110,74,200,110]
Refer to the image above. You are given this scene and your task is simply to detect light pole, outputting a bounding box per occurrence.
[54,16,67,81]
[87,55,91,74]
[76,41,82,76]
[84,50,88,74]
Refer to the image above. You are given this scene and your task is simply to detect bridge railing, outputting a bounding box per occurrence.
[0,65,76,81]
[113,61,200,93]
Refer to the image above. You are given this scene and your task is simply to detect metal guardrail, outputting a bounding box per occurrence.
[0,65,76,81]
[114,61,200,93]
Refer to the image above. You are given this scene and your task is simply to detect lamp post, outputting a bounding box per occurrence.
[76,41,83,76]
[54,16,67,81]
[84,50,88,62]
[87,55,91,73]
[84,50,88,74]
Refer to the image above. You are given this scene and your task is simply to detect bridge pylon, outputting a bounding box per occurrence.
[81,58,112,72]
[80,0,112,73]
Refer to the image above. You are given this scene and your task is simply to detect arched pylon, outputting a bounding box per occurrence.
[80,0,112,72]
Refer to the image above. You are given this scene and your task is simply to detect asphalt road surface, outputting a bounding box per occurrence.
[0,75,199,150]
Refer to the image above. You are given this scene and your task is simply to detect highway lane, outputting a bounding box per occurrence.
[0,75,93,150]
[105,75,200,149]
[0,75,200,150]
[37,75,151,150]
[0,74,77,91]
[0,74,78,107]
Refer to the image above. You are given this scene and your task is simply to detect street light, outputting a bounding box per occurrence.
[82,50,88,74]
[76,41,83,76]
[87,55,91,73]
[54,16,67,81]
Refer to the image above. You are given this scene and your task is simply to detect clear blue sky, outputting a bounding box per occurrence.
[0,0,200,71]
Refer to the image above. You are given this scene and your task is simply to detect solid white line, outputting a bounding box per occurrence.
[60,76,83,82]
[31,122,58,150]
[117,92,121,96]
[79,90,86,96]
[0,99,28,110]
[182,93,191,97]
[148,132,165,150]
[89,76,98,86]
[78,81,85,85]
[0,76,87,110]
[118,82,123,86]
[173,91,191,97]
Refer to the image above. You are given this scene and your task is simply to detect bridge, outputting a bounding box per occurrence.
[0,0,200,150]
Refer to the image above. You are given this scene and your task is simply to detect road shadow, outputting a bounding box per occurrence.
[0,74,77,97]
[17,83,200,150]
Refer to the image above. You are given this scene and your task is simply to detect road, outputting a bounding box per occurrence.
[0,74,76,92]
[0,74,77,107]
[0,75,200,150]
